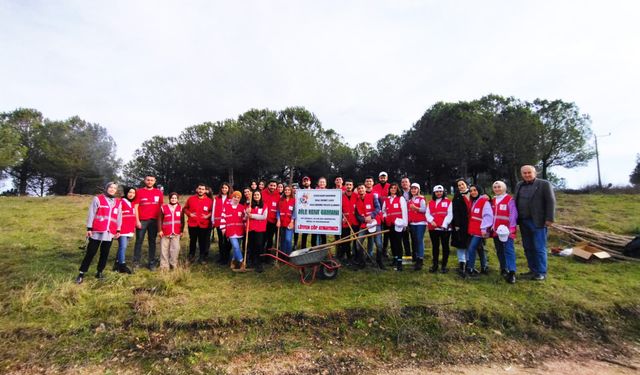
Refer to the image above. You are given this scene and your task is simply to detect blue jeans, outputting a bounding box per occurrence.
[117,236,130,264]
[358,227,383,259]
[493,237,516,272]
[410,224,426,259]
[280,228,294,255]
[229,237,243,262]
[466,235,487,270]
[519,218,548,275]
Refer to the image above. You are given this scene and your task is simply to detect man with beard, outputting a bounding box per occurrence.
[338,179,359,263]
[400,177,414,259]
[183,183,213,264]
[372,172,391,258]
[261,180,281,251]
[133,175,164,270]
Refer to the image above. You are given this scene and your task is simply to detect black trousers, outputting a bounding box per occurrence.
[429,230,451,268]
[338,225,358,260]
[133,219,158,266]
[299,233,309,249]
[248,231,264,268]
[311,234,327,246]
[389,230,403,260]
[188,226,211,261]
[402,228,413,257]
[79,238,113,273]
[215,227,231,264]
[265,222,277,250]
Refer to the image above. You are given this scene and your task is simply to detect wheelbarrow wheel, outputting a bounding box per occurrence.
[318,263,339,280]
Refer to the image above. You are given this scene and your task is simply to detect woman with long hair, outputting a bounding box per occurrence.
[113,186,135,274]
[466,184,493,276]
[213,182,233,265]
[382,183,408,271]
[407,183,427,271]
[451,178,471,277]
[246,190,268,273]
[241,187,252,206]
[221,191,246,270]
[277,185,296,254]
[426,185,453,273]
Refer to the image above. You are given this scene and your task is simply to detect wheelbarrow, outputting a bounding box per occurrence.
[261,230,384,284]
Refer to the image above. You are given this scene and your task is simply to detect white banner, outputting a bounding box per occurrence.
[295,189,342,235]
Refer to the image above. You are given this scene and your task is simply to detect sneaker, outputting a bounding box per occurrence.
[481,266,489,275]
[532,274,546,281]
[148,263,156,271]
[500,269,508,277]
[505,271,516,284]
[119,263,133,274]
[95,272,105,280]
[75,274,84,284]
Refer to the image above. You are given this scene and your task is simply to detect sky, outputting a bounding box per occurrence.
[1,0,638,188]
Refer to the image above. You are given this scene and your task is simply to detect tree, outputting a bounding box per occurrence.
[1,108,44,195]
[630,154,640,186]
[531,99,595,179]
[0,120,25,171]
[40,117,120,195]
[122,136,179,190]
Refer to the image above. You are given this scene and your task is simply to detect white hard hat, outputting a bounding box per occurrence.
[496,225,510,242]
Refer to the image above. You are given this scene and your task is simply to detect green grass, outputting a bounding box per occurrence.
[1,194,639,373]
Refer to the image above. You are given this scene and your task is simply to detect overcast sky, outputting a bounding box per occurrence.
[1,0,638,188]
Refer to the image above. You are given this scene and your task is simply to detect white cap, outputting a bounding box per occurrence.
[496,225,510,242]
[394,218,404,232]
[410,183,420,189]
[366,219,378,233]
[433,185,444,192]
[379,171,388,177]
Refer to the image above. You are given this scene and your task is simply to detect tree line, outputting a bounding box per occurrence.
[1,94,599,196]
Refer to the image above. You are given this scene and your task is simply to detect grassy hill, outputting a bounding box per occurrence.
[0,194,639,374]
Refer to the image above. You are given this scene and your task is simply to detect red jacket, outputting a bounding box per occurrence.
[342,192,359,227]
[468,196,490,236]
[160,204,182,235]
[135,188,164,220]
[120,199,136,235]
[222,203,246,238]
[262,189,280,223]
[408,196,426,224]
[278,198,295,228]
[384,196,403,227]
[248,205,268,232]
[428,198,451,230]
[184,195,213,228]
[91,194,120,235]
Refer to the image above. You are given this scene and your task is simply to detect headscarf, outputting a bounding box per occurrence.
[104,182,117,198]
[469,184,484,201]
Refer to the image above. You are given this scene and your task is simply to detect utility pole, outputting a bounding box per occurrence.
[595,133,611,189]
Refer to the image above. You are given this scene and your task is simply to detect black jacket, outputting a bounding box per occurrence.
[450,192,470,248]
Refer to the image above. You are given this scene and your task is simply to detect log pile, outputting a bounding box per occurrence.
[550,224,638,261]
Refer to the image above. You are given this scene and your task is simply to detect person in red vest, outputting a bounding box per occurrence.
[221,191,246,270]
[75,182,122,284]
[466,184,493,276]
[212,183,232,265]
[407,183,427,270]
[133,175,164,270]
[354,182,385,269]
[246,190,268,273]
[261,180,280,251]
[372,172,391,257]
[183,183,213,265]
[451,178,473,277]
[382,183,408,271]
[158,192,183,270]
[426,185,453,273]
[400,177,414,259]
[339,179,359,263]
[276,185,296,254]
[334,176,346,191]
[241,187,252,206]
[112,187,136,274]
[491,180,519,284]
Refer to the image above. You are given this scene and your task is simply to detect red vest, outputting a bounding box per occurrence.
[428,198,451,230]
[342,192,359,227]
[91,195,120,235]
[356,193,377,229]
[278,198,295,228]
[491,195,516,239]
[384,196,403,226]
[408,196,426,224]
[185,195,213,228]
[222,203,246,238]
[262,190,280,223]
[161,204,182,235]
[212,195,230,228]
[120,199,136,235]
[248,205,268,232]
[135,188,163,220]
[467,196,490,236]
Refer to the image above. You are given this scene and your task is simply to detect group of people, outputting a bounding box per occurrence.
[75,165,555,285]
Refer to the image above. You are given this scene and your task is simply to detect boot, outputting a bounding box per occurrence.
[428,263,438,273]
[457,262,467,278]
[440,262,449,273]
[395,258,403,271]
[118,263,133,274]
[95,271,105,280]
[500,268,508,277]
[414,258,423,271]
[505,271,516,284]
